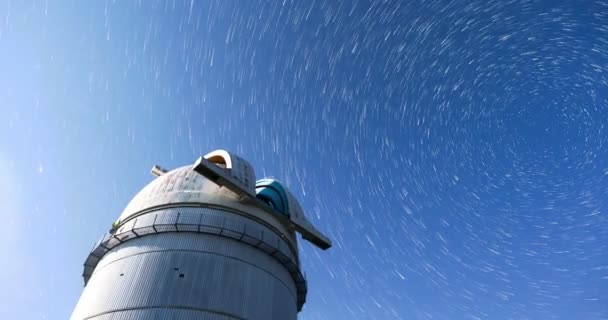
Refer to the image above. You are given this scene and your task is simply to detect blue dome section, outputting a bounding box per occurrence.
[255,179,290,217]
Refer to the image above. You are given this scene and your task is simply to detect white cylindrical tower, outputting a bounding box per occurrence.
[71,150,331,320]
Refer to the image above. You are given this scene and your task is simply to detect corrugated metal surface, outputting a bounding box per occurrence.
[88,308,240,320]
[72,233,297,320]
[82,207,307,309]
[95,233,296,294]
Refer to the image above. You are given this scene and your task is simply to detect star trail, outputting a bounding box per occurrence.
[0,1,607,319]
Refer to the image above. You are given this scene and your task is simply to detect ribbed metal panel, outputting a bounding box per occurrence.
[88,308,240,320]
[95,233,296,294]
[72,232,297,320]
[81,207,307,310]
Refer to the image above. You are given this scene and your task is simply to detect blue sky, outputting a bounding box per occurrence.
[1,1,607,319]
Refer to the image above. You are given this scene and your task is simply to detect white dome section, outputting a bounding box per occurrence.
[118,165,232,221]
[116,164,295,245]
[115,150,329,250]
[204,149,256,195]
[118,150,256,222]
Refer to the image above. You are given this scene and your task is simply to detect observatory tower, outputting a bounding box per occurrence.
[71,150,331,320]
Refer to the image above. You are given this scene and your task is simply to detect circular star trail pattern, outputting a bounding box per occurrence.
[101,1,607,319]
[10,0,606,319]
